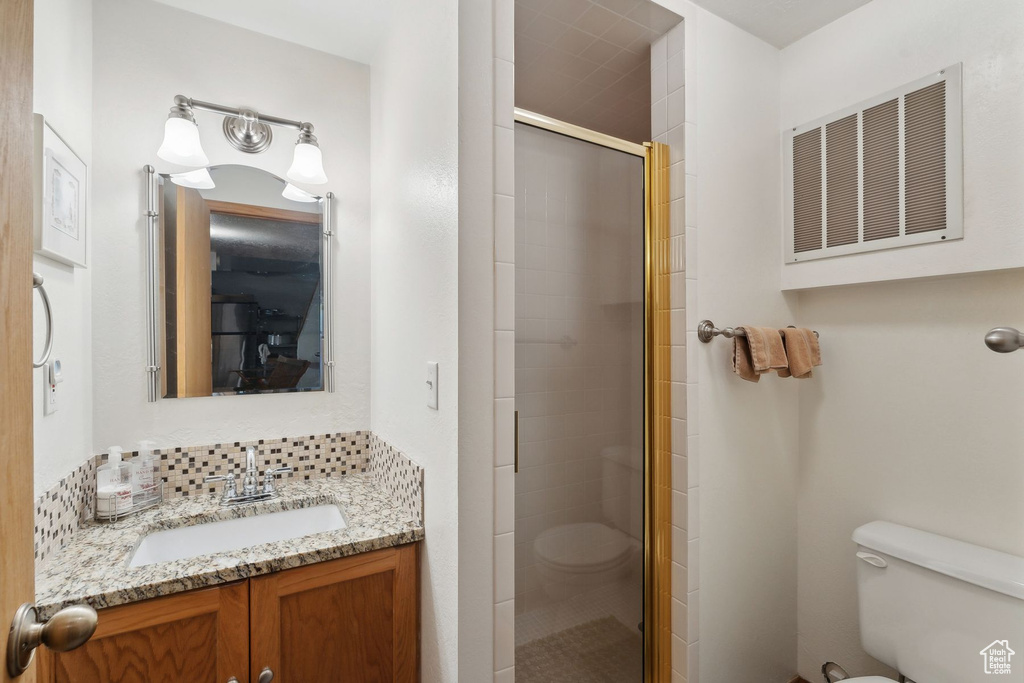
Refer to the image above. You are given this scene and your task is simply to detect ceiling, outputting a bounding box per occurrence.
[515,0,682,144]
[153,0,398,63]
[691,0,874,48]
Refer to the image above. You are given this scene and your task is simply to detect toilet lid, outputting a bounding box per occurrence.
[534,523,636,570]
[845,678,898,682]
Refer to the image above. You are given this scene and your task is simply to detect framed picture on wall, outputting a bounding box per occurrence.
[34,114,88,268]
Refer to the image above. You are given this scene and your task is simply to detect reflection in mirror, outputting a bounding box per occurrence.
[158,165,325,397]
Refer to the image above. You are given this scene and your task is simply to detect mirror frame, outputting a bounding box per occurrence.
[143,164,335,401]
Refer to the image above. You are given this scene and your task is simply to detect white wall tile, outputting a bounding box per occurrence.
[495,531,515,603]
[687,538,699,592]
[495,262,515,331]
[494,58,515,130]
[494,0,514,62]
[495,465,515,535]
[652,98,668,139]
[495,330,514,398]
[495,126,515,196]
[495,194,515,263]
[495,397,515,467]
[494,599,515,671]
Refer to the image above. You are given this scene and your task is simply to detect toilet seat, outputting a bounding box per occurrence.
[844,677,898,682]
[534,522,636,571]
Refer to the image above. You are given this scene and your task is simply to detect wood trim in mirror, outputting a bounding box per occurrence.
[205,200,321,225]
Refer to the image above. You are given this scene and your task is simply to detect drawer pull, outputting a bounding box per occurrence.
[258,666,275,683]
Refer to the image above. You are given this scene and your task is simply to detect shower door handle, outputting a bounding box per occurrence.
[514,410,519,473]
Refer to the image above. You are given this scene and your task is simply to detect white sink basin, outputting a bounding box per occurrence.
[129,504,347,568]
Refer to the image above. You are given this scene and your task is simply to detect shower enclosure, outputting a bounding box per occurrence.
[513,114,670,682]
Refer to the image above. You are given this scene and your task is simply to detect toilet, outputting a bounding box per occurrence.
[843,521,1024,682]
[532,447,641,596]
[534,521,638,595]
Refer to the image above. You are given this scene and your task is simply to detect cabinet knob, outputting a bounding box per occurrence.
[258,666,275,683]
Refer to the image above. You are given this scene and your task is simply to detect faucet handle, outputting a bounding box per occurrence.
[204,473,237,501]
[262,467,293,494]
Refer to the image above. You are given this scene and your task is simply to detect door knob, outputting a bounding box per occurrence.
[7,602,98,676]
[258,666,275,683]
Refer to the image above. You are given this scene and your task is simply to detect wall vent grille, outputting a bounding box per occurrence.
[784,65,962,263]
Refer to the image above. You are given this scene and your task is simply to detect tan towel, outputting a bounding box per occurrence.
[779,327,821,378]
[733,326,788,382]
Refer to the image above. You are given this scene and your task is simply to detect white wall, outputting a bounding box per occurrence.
[90,0,370,451]
[690,9,801,682]
[784,1,1024,678]
[33,0,94,496]
[780,0,1024,290]
[368,1,460,679]
[456,0,502,679]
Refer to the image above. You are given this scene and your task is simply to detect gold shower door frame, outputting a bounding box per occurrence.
[513,109,674,683]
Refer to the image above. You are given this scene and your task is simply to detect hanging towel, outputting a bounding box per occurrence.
[779,327,821,379]
[733,326,788,382]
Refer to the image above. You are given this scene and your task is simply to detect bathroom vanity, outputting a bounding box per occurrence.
[37,546,418,683]
[33,471,423,683]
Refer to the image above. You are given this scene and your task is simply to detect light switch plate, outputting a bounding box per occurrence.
[427,362,438,410]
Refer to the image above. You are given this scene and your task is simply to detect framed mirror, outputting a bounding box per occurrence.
[144,164,334,400]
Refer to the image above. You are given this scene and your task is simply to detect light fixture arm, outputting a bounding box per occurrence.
[170,95,318,155]
[175,95,311,132]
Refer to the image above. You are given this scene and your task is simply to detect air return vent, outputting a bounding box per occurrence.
[784,65,962,263]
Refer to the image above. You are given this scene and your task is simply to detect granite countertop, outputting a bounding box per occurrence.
[35,474,424,620]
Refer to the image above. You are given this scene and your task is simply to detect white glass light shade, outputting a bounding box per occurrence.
[169,167,215,190]
[157,117,210,167]
[286,143,328,185]
[282,183,318,203]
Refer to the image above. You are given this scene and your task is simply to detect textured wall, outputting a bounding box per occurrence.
[368,0,460,679]
[785,1,1024,678]
[90,0,371,452]
[33,0,94,496]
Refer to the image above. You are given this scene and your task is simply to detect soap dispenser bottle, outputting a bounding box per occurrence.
[133,440,159,501]
[97,446,132,517]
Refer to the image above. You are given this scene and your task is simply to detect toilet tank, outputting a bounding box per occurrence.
[853,521,1024,683]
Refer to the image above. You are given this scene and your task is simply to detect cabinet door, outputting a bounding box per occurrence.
[250,543,419,683]
[38,582,248,683]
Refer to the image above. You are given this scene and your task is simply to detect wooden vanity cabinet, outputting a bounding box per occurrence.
[37,543,419,683]
[37,581,248,683]
[250,543,419,683]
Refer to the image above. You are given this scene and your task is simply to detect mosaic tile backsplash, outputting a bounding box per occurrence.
[35,431,424,566]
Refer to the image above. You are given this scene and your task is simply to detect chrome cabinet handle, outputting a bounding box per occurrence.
[6,602,98,676]
[258,666,274,683]
[32,273,54,369]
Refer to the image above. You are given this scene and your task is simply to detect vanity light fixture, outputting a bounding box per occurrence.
[169,167,216,190]
[282,183,318,203]
[286,124,328,185]
[157,96,209,167]
[156,95,328,185]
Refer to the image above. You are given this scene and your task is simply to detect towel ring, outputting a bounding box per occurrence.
[33,273,54,369]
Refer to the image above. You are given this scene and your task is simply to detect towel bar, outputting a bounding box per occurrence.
[697,319,819,344]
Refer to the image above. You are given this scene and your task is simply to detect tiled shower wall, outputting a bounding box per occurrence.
[491,3,697,681]
[652,20,699,683]
[513,124,645,614]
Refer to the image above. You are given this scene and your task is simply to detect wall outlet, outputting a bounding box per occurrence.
[426,362,438,410]
[43,358,62,416]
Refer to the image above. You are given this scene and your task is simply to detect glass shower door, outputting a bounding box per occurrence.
[513,122,646,682]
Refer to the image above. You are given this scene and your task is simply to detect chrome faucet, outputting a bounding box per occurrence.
[204,446,293,505]
[242,446,260,496]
